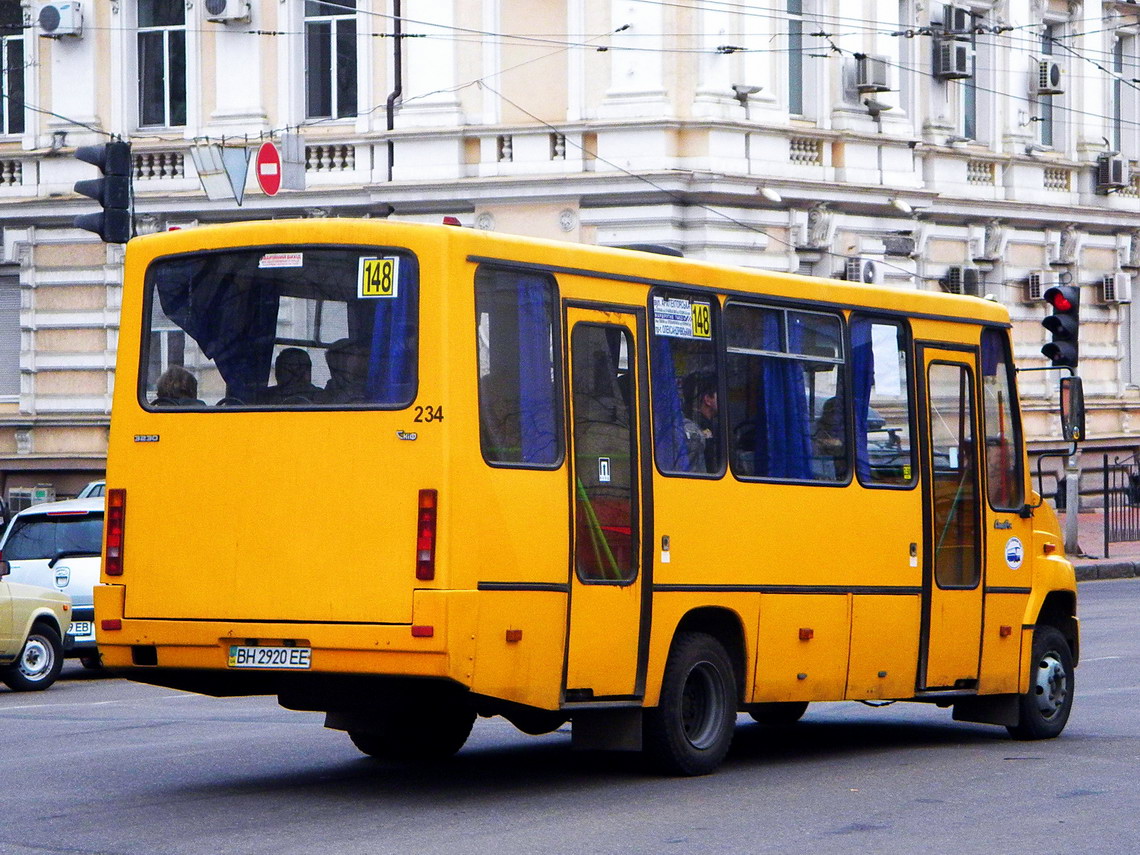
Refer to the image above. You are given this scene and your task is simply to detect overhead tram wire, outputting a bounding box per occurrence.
[473,78,922,282]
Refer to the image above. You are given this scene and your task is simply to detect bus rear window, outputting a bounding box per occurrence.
[140,246,418,409]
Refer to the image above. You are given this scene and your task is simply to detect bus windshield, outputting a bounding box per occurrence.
[140,245,418,409]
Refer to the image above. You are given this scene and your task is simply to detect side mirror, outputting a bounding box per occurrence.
[1060,375,1085,443]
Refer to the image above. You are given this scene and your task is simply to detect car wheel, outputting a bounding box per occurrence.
[1007,625,1074,740]
[644,632,737,776]
[747,701,809,725]
[2,624,64,692]
[348,704,476,762]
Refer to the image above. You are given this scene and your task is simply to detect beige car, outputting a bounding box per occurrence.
[0,564,71,691]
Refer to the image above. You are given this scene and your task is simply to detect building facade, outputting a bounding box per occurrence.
[1,0,1139,504]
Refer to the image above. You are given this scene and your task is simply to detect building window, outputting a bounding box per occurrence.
[1038,25,1058,148]
[787,0,805,115]
[960,14,978,140]
[305,0,358,120]
[1112,35,1138,156]
[0,0,24,135]
[138,0,186,128]
[0,277,19,397]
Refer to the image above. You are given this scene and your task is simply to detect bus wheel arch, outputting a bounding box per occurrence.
[1034,590,1079,665]
[669,607,748,703]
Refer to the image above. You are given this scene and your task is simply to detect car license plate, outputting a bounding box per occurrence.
[227,645,312,670]
[68,621,94,637]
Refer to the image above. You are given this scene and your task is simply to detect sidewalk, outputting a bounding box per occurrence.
[1064,510,1140,582]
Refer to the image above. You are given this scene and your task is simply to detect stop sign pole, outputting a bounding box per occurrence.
[255,142,282,196]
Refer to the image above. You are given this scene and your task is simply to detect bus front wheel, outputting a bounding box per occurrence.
[644,632,737,776]
[1006,625,1074,740]
[348,704,476,762]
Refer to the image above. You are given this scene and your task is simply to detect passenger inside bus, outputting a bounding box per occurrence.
[152,366,203,407]
[812,396,847,480]
[322,338,369,404]
[682,370,720,474]
[260,348,323,403]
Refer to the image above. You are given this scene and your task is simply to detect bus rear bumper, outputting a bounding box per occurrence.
[94,585,474,688]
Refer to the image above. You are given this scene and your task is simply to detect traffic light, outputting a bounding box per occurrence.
[74,140,132,244]
[1041,284,1080,369]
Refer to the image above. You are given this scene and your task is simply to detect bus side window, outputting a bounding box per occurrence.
[725,304,847,483]
[650,293,722,476]
[851,316,916,488]
[474,267,563,467]
[981,328,1024,509]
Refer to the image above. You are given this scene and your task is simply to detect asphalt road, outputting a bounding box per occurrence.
[2,579,1138,855]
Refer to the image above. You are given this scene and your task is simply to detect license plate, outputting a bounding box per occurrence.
[68,621,94,637]
[227,645,312,670]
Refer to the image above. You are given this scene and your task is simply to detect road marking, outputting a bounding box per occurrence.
[1082,656,1122,662]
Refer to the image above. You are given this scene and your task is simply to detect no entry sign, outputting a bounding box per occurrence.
[255,142,282,196]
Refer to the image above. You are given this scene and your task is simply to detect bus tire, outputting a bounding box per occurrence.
[2,623,64,692]
[747,701,808,725]
[348,705,476,762]
[1006,625,1074,740]
[644,632,736,776]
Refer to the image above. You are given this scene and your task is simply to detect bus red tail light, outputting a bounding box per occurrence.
[416,489,438,581]
[104,488,126,576]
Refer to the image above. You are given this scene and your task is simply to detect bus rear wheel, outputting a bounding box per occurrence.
[348,704,476,763]
[644,632,737,776]
[1007,625,1074,740]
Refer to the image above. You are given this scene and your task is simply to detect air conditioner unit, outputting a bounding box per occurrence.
[856,55,891,94]
[846,257,883,285]
[943,5,973,37]
[1103,271,1133,304]
[203,0,250,22]
[1031,59,1064,96]
[934,40,974,80]
[36,2,82,37]
[1025,270,1046,302]
[944,265,981,296]
[1096,152,1129,193]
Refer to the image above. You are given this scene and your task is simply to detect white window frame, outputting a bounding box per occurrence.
[137,0,187,129]
[304,0,359,121]
[0,3,24,137]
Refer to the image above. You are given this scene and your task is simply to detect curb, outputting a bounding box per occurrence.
[1073,562,1140,582]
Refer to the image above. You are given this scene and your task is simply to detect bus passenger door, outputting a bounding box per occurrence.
[917,346,983,690]
[563,306,649,702]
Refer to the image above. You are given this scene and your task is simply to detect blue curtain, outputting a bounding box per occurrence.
[155,257,278,400]
[366,256,417,405]
[516,275,558,464]
[980,328,1000,378]
[651,337,692,471]
[754,312,812,479]
[851,318,875,482]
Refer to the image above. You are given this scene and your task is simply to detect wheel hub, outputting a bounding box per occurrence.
[1032,651,1068,720]
[680,661,726,749]
[19,637,53,680]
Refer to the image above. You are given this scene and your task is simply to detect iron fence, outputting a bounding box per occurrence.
[1103,452,1140,557]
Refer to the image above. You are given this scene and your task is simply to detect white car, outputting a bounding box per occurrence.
[0,572,71,691]
[0,498,103,668]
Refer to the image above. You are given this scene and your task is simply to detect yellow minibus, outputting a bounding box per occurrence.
[95,219,1078,775]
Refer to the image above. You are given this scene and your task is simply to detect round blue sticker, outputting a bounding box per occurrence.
[1005,537,1024,570]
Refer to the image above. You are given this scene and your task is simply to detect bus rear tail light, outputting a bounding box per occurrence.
[105,488,126,576]
[416,489,438,581]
